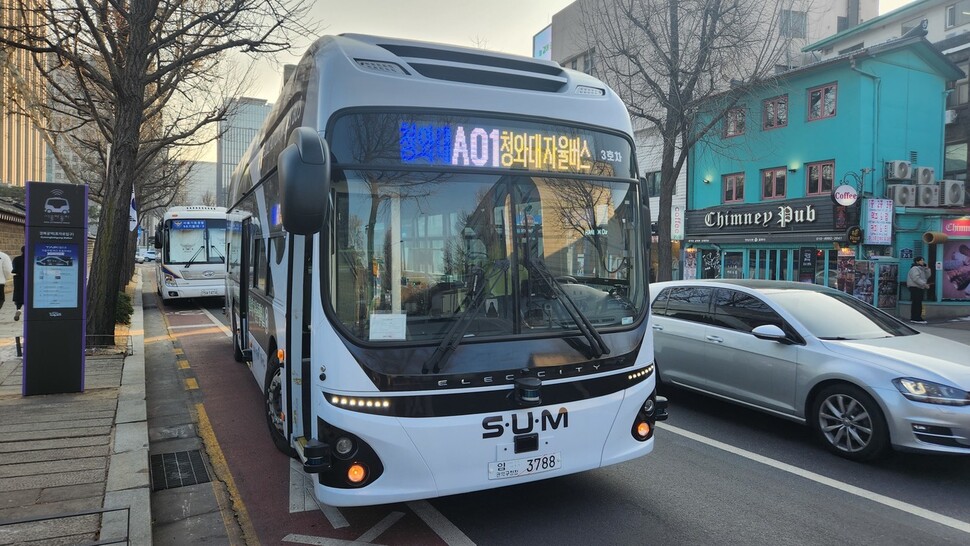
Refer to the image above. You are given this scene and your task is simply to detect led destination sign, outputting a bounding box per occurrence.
[330,113,634,177]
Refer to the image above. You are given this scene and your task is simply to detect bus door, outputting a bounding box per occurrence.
[235,218,251,359]
[285,233,311,442]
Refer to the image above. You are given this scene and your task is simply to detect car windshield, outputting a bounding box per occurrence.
[764,288,917,339]
[328,170,645,346]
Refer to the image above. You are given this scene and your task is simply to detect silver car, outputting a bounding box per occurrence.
[650,279,970,461]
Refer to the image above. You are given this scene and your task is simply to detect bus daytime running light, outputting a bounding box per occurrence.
[330,395,392,411]
[627,365,654,381]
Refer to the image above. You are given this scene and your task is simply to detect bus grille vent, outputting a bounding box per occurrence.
[378,43,568,93]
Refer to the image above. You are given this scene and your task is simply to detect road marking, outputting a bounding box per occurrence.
[174,348,184,355]
[408,500,475,545]
[661,424,970,534]
[283,535,377,545]
[184,377,199,390]
[289,460,349,528]
[199,306,233,338]
[178,359,190,370]
[197,403,260,545]
[356,511,405,543]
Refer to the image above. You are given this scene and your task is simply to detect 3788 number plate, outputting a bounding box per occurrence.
[487,452,562,480]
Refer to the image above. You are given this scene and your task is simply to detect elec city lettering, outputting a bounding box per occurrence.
[400,122,599,173]
[704,204,817,230]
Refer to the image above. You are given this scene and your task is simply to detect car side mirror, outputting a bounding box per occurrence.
[752,324,790,344]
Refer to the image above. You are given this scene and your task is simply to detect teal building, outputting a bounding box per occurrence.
[686,35,969,319]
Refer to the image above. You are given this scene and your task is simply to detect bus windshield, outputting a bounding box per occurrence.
[329,170,645,346]
[166,218,227,264]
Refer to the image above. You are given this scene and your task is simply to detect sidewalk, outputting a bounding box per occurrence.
[0,271,151,545]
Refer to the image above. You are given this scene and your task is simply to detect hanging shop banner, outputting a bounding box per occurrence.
[942,240,970,300]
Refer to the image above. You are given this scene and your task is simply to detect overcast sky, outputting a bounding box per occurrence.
[242,0,575,102]
[242,1,916,103]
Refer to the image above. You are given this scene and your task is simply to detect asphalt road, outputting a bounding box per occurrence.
[144,269,970,546]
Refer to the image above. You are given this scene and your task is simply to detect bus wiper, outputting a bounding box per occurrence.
[526,257,610,358]
[423,260,510,374]
[210,244,225,262]
[184,245,205,268]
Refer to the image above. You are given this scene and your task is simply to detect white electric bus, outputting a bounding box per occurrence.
[154,205,228,301]
[226,34,666,507]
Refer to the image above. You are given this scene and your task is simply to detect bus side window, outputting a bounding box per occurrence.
[253,238,264,290]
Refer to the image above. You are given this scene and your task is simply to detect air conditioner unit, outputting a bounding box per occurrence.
[946,109,958,124]
[886,160,912,180]
[917,184,940,207]
[914,166,936,185]
[887,184,916,206]
[940,179,966,206]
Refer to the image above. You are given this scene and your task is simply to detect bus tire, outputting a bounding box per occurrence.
[231,312,244,363]
[265,353,297,458]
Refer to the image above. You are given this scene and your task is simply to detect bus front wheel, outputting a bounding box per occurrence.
[265,353,297,458]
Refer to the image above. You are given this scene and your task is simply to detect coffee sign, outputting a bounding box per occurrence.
[832,184,859,206]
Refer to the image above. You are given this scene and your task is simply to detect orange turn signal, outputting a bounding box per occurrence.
[636,421,651,439]
[347,463,367,484]
[277,348,285,363]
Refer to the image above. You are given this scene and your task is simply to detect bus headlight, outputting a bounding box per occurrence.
[164,274,176,286]
[334,437,355,458]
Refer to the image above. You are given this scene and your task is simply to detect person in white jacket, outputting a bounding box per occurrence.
[0,250,12,311]
[905,256,931,323]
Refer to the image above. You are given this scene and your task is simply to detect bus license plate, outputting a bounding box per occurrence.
[201,289,218,296]
[488,452,561,480]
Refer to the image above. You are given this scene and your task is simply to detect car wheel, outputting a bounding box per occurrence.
[231,311,244,363]
[265,352,297,458]
[811,384,890,461]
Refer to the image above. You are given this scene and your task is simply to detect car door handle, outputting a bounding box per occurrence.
[652,324,663,331]
[706,335,723,343]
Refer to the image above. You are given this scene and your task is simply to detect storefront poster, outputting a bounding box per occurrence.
[877,263,898,308]
[684,250,697,280]
[852,260,874,302]
[941,240,970,300]
[798,247,816,283]
[836,255,855,294]
[701,249,719,279]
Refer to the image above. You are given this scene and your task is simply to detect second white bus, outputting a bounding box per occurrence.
[154,205,228,301]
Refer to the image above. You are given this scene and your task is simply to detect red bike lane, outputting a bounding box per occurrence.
[159,301,450,545]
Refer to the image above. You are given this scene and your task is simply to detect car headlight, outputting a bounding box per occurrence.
[892,378,970,406]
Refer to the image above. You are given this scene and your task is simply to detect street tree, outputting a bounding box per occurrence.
[0,0,316,344]
[581,0,799,280]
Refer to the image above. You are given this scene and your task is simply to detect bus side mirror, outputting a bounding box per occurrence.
[279,126,331,235]
[153,228,163,249]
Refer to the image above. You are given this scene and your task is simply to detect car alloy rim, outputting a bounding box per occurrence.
[818,394,873,453]
[267,367,285,435]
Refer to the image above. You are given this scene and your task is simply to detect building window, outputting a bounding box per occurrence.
[946,2,970,29]
[948,62,969,107]
[808,83,837,121]
[762,167,787,200]
[723,173,744,203]
[780,9,807,38]
[945,142,967,180]
[762,95,788,130]
[642,170,675,197]
[806,160,835,195]
[724,108,745,137]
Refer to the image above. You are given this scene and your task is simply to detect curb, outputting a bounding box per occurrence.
[101,269,151,545]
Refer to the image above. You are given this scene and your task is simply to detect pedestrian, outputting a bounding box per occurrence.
[0,249,12,313]
[12,246,24,321]
[906,256,932,324]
